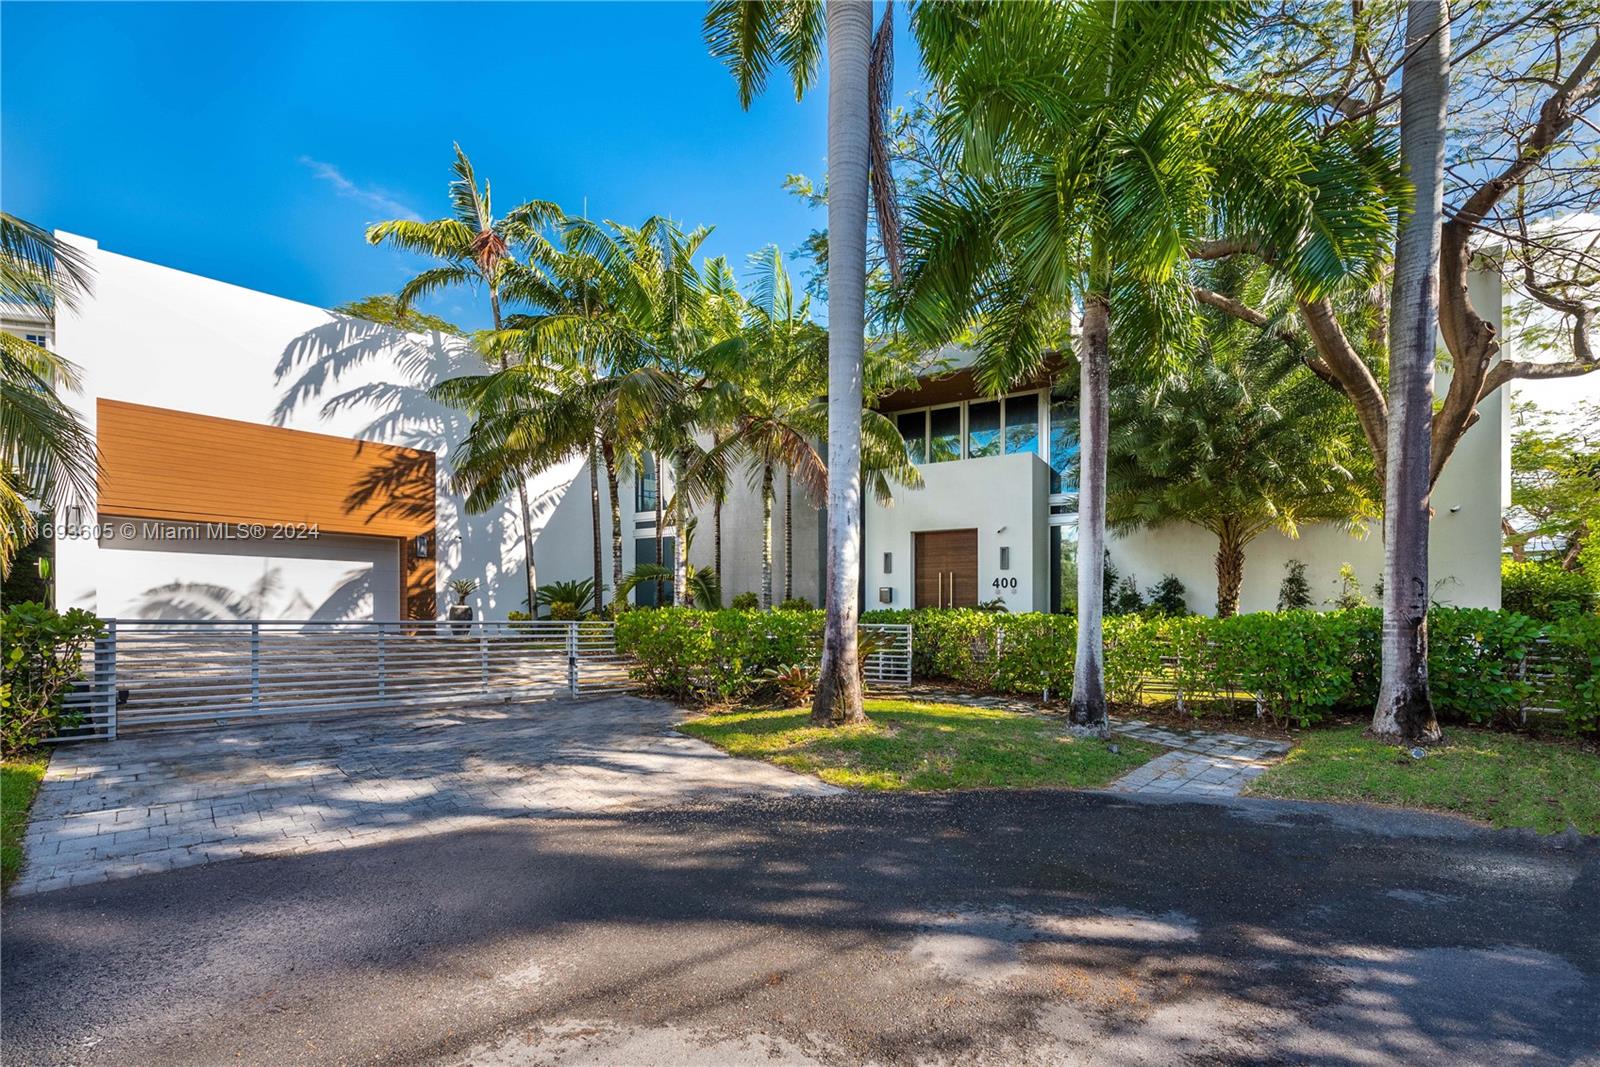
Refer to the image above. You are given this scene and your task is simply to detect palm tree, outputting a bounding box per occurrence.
[900,1,1393,730]
[1375,0,1450,744]
[1,214,96,577]
[705,0,884,724]
[1108,310,1379,617]
[366,146,553,615]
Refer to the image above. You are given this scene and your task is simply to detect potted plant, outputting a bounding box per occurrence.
[448,578,478,634]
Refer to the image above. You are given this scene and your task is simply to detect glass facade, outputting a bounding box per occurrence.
[635,451,658,512]
[1049,392,1079,495]
[929,406,962,463]
[896,410,927,464]
[1004,393,1039,455]
[967,400,1001,458]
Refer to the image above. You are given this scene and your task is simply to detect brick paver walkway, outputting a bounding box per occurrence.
[12,696,839,896]
[880,683,1291,797]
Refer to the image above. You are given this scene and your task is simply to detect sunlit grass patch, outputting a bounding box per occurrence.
[1246,725,1600,834]
[2,757,48,890]
[681,698,1160,791]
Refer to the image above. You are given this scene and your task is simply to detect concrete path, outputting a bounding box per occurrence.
[1107,719,1290,797]
[4,790,1595,1066]
[12,696,838,895]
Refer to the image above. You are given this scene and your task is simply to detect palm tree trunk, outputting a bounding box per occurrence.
[1069,263,1110,733]
[713,431,724,581]
[654,457,665,606]
[761,463,775,610]
[588,441,603,615]
[811,0,872,726]
[673,451,690,605]
[1214,521,1246,619]
[1375,0,1448,744]
[602,440,623,611]
[784,469,794,603]
[488,290,539,617]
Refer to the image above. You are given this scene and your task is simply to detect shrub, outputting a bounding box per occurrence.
[1501,560,1598,620]
[615,608,821,703]
[777,597,814,611]
[1146,575,1188,616]
[1277,560,1313,611]
[1328,563,1369,609]
[1543,614,1600,735]
[1427,608,1544,726]
[730,592,760,611]
[547,601,579,621]
[1,602,105,755]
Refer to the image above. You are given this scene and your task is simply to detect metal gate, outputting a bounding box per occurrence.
[53,619,628,740]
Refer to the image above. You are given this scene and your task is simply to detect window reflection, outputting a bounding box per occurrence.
[929,406,961,462]
[1049,394,1079,494]
[1004,393,1039,455]
[967,400,1000,458]
[896,410,927,464]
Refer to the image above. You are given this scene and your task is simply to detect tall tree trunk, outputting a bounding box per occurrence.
[811,0,871,726]
[654,454,665,606]
[761,463,775,610]
[1374,0,1448,744]
[588,441,604,615]
[713,431,724,583]
[602,440,623,612]
[1069,257,1111,733]
[489,290,539,616]
[1214,521,1246,619]
[673,451,690,606]
[784,469,794,603]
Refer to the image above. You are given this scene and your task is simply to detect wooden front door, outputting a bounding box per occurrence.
[914,529,979,609]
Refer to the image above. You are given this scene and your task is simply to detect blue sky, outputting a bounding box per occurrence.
[2,1,923,328]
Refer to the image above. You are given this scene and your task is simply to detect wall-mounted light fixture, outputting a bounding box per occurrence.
[883,551,893,574]
[414,532,431,558]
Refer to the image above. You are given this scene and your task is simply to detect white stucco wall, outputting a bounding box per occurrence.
[47,233,538,620]
[863,452,1050,612]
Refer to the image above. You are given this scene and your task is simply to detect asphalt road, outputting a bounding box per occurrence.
[3,790,1597,1066]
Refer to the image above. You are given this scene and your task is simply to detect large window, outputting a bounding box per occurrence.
[1004,393,1039,455]
[967,400,1000,458]
[896,410,927,464]
[635,451,658,512]
[929,406,962,463]
[1049,392,1079,495]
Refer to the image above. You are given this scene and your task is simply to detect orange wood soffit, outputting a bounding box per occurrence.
[96,399,436,537]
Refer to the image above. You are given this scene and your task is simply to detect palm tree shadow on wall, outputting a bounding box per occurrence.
[273,307,528,613]
[133,566,374,623]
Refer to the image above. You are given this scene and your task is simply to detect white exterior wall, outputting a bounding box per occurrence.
[46,233,545,620]
[863,453,1050,612]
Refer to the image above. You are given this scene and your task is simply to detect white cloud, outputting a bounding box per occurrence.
[299,157,421,221]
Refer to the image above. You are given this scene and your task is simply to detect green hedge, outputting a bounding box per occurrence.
[1501,560,1599,620]
[618,606,1599,734]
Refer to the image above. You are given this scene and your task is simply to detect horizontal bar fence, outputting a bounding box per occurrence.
[51,617,913,742]
[52,619,629,741]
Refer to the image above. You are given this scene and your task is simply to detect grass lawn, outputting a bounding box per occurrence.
[1247,725,1600,834]
[680,698,1161,791]
[3,755,48,890]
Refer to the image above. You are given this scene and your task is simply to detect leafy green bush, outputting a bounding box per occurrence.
[1145,575,1189,617]
[1,602,105,755]
[730,592,760,611]
[615,607,821,703]
[777,597,814,611]
[1428,608,1544,726]
[1501,560,1598,620]
[1543,614,1599,734]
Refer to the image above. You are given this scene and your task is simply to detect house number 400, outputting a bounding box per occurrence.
[992,577,1018,591]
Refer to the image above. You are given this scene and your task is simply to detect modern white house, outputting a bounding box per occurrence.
[4,232,1509,620]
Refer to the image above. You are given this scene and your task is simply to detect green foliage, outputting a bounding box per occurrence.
[1146,575,1188,617]
[615,607,822,704]
[1277,559,1313,612]
[449,577,479,603]
[2,756,46,889]
[1501,560,1598,620]
[1328,563,1370,610]
[1505,400,1598,567]
[730,592,761,611]
[536,578,597,615]
[506,610,532,622]
[777,597,814,611]
[0,602,104,754]
[857,606,1593,734]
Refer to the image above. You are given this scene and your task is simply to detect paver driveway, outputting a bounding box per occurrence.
[12,696,838,895]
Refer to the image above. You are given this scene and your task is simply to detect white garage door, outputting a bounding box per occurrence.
[94,520,402,620]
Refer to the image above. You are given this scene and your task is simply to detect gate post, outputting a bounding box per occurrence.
[566,622,579,696]
[480,627,490,695]
[98,618,118,740]
[377,623,387,703]
[250,621,261,714]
